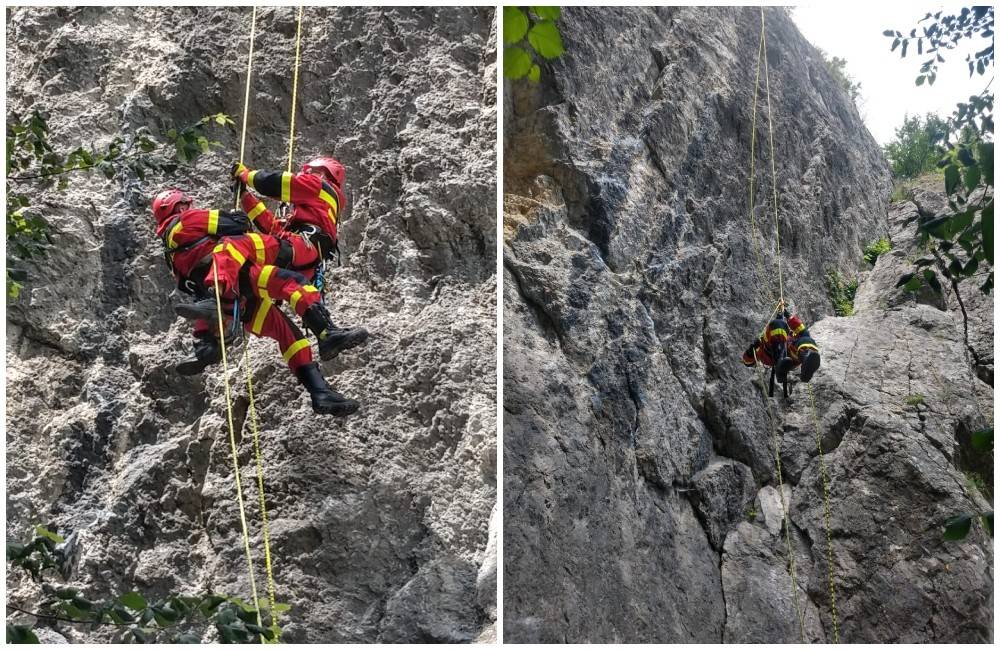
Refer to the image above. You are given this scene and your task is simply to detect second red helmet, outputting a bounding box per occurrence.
[302,157,346,188]
[152,189,192,224]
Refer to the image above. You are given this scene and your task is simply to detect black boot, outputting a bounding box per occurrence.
[800,350,821,382]
[301,303,369,361]
[176,294,226,321]
[295,362,359,416]
[176,337,222,376]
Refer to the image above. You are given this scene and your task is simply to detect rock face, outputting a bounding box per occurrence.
[6,6,496,643]
[503,6,992,643]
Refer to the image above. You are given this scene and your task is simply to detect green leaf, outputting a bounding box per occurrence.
[963,256,979,277]
[131,627,155,644]
[528,63,541,83]
[943,513,973,540]
[34,525,64,544]
[964,164,981,192]
[503,7,529,44]
[199,595,227,617]
[175,632,201,643]
[269,602,291,615]
[970,427,993,451]
[119,591,147,611]
[957,147,976,166]
[60,602,86,620]
[6,624,40,644]
[982,512,993,537]
[532,6,561,20]
[503,46,533,79]
[944,164,960,195]
[528,20,565,60]
[71,596,95,612]
[895,272,916,288]
[978,142,993,185]
[916,75,925,86]
[922,268,942,294]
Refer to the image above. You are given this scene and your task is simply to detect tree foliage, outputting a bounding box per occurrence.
[503,6,565,82]
[885,6,993,298]
[5,110,233,299]
[816,48,862,104]
[6,525,286,644]
[883,113,950,179]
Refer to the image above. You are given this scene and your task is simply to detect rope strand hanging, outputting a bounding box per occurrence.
[744,7,841,642]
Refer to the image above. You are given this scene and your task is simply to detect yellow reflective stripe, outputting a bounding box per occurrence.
[225,243,246,266]
[793,322,806,335]
[302,284,318,293]
[247,169,258,189]
[318,188,339,212]
[797,343,819,352]
[257,264,275,301]
[167,222,184,248]
[281,172,292,202]
[289,290,303,312]
[213,243,225,254]
[327,208,337,228]
[248,233,266,264]
[207,209,219,235]
[247,201,267,222]
[768,328,788,339]
[251,299,271,335]
[282,338,310,363]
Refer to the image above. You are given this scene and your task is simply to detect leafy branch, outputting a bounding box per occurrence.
[5,110,233,299]
[6,525,287,644]
[884,7,994,88]
[942,428,994,541]
[503,6,565,82]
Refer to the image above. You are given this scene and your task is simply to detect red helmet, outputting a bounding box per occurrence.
[152,189,192,224]
[302,157,345,187]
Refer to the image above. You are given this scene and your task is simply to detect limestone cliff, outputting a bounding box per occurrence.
[6,6,496,643]
[503,6,992,643]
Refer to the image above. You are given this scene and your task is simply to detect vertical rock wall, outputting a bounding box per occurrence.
[503,6,991,643]
[6,6,497,643]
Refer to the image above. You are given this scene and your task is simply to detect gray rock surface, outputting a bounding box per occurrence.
[503,6,992,643]
[6,6,496,643]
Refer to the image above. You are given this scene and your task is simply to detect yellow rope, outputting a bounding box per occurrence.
[286,6,305,172]
[807,384,840,642]
[747,16,774,307]
[754,359,806,642]
[236,5,281,632]
[211,266,264,636]
[760,6,784,304]
[236,7,258,211]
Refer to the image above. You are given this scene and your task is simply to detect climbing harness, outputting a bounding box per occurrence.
[744,7,839,642]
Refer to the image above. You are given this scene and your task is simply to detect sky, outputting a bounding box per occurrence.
[791,2,992,144]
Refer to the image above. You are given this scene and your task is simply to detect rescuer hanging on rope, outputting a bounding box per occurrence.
[152,188,361,416]
[741,306,821,397]
[180,157,370,359]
